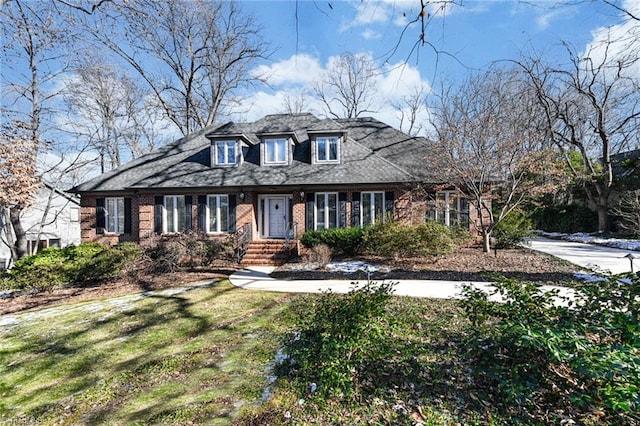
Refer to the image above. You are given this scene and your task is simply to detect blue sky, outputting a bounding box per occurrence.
[232,0,637,131]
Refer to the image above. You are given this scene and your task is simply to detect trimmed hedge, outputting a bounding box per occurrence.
[300,227,365,256]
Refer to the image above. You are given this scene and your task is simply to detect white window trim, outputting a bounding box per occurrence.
[105,197,124,234]
[213,140,237,166]
[433,191,468,227]
[206,194,229,233]
[315,192,339,230]
[361,191,386,226]
[263,137,289,165]
[163,195,184,234]
[314,136,340,164]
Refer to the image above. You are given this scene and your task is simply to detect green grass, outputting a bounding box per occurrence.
[0,280,293,425]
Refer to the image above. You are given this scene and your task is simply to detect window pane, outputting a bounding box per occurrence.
[220,196,229,232]
[276,139,286,162]
[208,196,218,232]
[266,140,275,163]
[166,197,176,233]
[117,198,125,233]
[374,192,384,223]
[106,198,115,232]
[316,193,326,229]
[329,138,338,160]
[328,193,337,228]
[217,143,225,164]
[177,196,185,232]
[362,193,372,226]
[317,139,326,161]
[227,142,235,163]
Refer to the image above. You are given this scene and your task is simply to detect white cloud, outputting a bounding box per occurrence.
[241,53,433,135]
[361,29,382,40]
[252,54,324,87]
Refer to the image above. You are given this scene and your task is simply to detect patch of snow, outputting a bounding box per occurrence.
[573,272,607,283]
[326,261,391,274]
[537,231,640,251]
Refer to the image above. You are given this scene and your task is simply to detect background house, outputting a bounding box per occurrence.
[0,184,81,269]
[71,113,485,263]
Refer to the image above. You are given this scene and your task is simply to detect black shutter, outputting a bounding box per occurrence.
[198,195,207,232]
[96,198,105,234]
[228,194,237,232]
[124,198,132,234]
[184,195,193,231]
[305,192,315,232]
[385,191,395,221]
[351,192,361,227]
[154,196,163,234]
[338,192,347,228]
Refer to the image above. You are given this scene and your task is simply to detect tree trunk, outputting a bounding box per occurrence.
[482,232,491,253]
[596,204,609,233]
[9,206,28,259]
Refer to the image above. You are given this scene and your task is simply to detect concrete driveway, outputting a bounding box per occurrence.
[528,237,638,275]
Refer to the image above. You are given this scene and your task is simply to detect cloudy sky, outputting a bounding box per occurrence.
[230,0,639,133]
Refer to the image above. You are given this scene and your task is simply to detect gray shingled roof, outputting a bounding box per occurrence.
[71,113,438,193]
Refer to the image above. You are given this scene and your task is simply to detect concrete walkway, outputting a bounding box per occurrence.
[528,237,637,275]
[229,265,576,301]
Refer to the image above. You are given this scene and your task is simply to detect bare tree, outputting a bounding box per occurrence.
[393,84,429,136]
[612,190,640,237]
[430,68,555,252]
[63,58,161,172]
[519,40,640,232]
[85,0,269,136]
[314,52,378,119]
[281,89,310,115]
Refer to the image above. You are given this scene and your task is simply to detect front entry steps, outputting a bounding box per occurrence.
[240,239,296,266]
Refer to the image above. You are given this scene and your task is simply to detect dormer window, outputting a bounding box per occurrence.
[213,140,237,166]
[316,136,339,163]
[264,138,288,164]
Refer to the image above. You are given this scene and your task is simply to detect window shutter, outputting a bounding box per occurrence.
[124,198,132,234]
[351,192,361,227]
[197,195,207,232]
[154,196,163,234]
[184,196,193,231]
[96,198,105,234]
[385,191,395,220]
[228,194,237,232]
[305,192,315,232]
[338,192,347,228]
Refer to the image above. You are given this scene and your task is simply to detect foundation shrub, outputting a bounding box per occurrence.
[492,210,533,249]
[144,233,234,272]
[2,242,142,291]
[364,220,457,257]
[300,227,365,256]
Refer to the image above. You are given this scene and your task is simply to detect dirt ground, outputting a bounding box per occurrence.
[1,246,581,316]
[272,246,582,283]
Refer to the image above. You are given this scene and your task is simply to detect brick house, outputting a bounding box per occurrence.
[70,113,483,263]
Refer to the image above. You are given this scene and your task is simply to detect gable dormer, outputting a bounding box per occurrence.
[308,130,347,165]
[258,132,297,166]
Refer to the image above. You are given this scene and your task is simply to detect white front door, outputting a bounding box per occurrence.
[266,196,287,238]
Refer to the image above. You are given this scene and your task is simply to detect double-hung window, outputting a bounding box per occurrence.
[105,197,125,233]
[214,140,236,166]
[316,136,339,163]
[429,191,469,228]
[207,194,229,233]
[361,192,385,226]
[315,192,338,229]
[164,195,186,233]
[264,138,287,164]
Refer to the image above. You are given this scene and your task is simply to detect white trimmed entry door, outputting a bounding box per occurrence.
[262,195,288,238]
